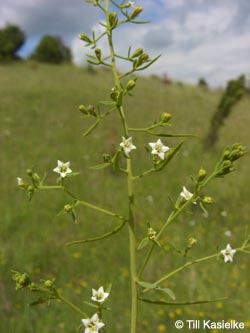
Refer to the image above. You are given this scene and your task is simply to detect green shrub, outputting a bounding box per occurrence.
[0,24,25,61]
[31,35,71,64]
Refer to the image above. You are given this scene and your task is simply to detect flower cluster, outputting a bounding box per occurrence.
[120,137,170,160]
[81,286,109,333]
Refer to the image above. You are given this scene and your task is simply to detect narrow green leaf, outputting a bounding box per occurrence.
[155,141,184,172]
[106,283,112,294]
[83,301,99,309]
[89,163,111,170]
[82,119,100,137]
[66,220,126,246]
[156,287,175,300]
[138,238,150,250]
[137,281,156,289]
[112,150,121,171]
[139,296,227,306]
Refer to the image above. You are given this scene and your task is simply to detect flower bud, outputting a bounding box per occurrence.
[26,169,33,177]
[159,112,171,124]
[95,48,102,60]
[137,53,149,66]
[64,204,73,213]
[121,1,134,8]
[131,48,143,58]
[87,105,96,116]
[27,185,35,193]
[102,154,112,163]
[12,271,31,290]
[109,12,118,29]
[79,104,88,115]
[197,168,207,181]
[110,87,119,101]
[147,227,156,240]
[44,280,53,289]
[126,79,136,91]
[131,6,143,19]
[187,237,197,249]
[202,196,213,204]
[79,33,92,43]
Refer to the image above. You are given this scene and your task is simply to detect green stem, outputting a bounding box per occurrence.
[139,173,217,278]
[77,200,125,221]
[105,2,137,331]
[58,294,87,317]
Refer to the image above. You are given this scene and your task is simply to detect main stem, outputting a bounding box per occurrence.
[105,2,137,332]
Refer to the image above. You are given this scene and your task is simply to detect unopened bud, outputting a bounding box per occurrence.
[12,271,31,290]
[64,204,73,213]
[122,1,134,8]
[197,168,207,182]
[202,196,213,204]
[187,237,197,249]
[44,280,53,289]
[110,87,119,101]
[126,79,136,91]
[109,12,118,29]
[132,48,143,58]
[102,154,112,163]
[95,48,102,60]
[87,105,96,116]
[131,6,143,19]
[27,185,34,193]
[79,104,88,115]
[159,112,171,124]
[137,53,149,66]
[26,169,33,177]
[79,33,92,43]
[148,227,157,240]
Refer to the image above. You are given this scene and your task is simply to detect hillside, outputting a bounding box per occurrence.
[1,62,250,332]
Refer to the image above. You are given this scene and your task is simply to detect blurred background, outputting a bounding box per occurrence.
[1,0,250,332]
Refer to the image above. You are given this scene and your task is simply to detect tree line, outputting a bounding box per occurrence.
[0,23,71,63]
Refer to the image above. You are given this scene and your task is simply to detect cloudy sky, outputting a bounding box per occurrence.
[1,0,250,87]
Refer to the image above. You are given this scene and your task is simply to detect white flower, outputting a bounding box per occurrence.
[148,139,169,160]
[120,137,136,156]
[81,313,105,333]
[53,160,72,178]
[17,177,24,186]
[221,244,236,263]
[180,186,193,201]
[91,286,109,303]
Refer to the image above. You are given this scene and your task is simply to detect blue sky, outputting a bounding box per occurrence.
[1,0,250,87]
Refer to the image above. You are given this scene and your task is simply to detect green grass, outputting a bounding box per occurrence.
[1,62,250,332]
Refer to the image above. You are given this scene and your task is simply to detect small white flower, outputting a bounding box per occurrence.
[180,186,193,201]
[148,139,169,160]
[224,230,232,237]
[221,244,236,263]
[91,286,109,303]
[120,137,136,156]
[53,160,72,178]
[17,177,24,186]
[81,313,105,333]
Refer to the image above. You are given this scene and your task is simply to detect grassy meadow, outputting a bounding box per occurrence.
[1,62,250,332]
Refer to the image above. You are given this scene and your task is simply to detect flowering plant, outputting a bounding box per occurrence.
[13,1,249,332]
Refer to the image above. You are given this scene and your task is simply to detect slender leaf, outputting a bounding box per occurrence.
[138,238,150,250]
[89,163,111,170]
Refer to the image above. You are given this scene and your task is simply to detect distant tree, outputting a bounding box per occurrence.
[198,78,208,89]
[31,35,71,64]
[204,75,246,148]
[0,24,25,61]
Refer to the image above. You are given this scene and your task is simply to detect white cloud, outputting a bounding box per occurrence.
[1,0,249,87]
